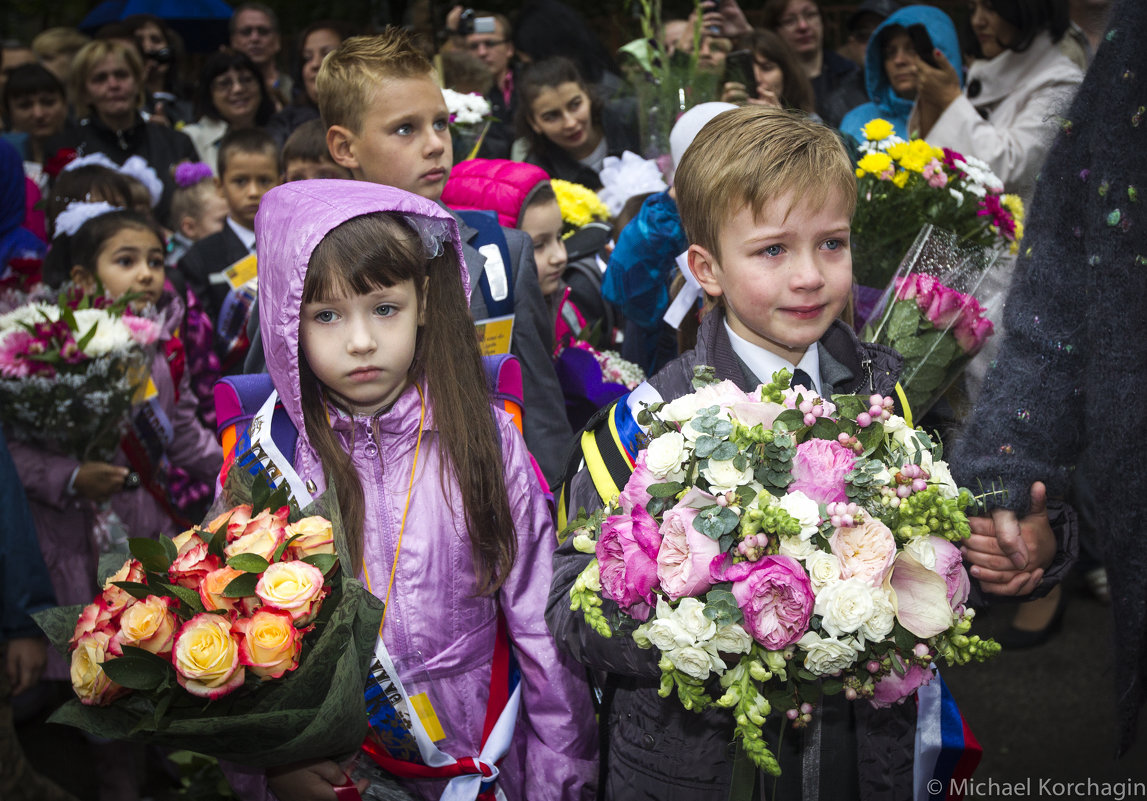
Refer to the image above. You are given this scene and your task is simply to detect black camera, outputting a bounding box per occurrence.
[456,8,497,36]
[143,47,173,65]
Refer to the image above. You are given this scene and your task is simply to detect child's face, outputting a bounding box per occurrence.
[82,226,166,307]
[688,189,852,365]
[520,199,567,296]
[217,151,279,230]
[329,75,452,201]
[182,192,229,241]
[284,158,350,183]
[299,280,424,416]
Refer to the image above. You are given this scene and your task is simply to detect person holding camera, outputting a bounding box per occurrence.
[838,5,962,143]
[124,14,193,127]
[444,7,518,159]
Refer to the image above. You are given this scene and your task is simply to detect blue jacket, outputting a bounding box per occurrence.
[0,139,45,273]
[0,432,57,642]
[840,6,963,142]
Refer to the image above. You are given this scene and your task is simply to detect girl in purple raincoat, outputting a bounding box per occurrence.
[245,180,596,801]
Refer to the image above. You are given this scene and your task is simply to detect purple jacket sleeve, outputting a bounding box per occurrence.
[8,439,80,511]
[496,414,598,801]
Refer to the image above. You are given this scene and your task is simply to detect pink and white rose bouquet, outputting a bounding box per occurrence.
[565,368,999,775]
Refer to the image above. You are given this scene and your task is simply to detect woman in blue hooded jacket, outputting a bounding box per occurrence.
[839,6,963,143]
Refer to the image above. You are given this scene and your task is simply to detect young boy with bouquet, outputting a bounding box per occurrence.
[546,106,1050,799]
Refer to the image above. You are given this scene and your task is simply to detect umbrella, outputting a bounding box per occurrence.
[79,0,234,51]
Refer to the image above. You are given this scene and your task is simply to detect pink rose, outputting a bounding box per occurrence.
[618,452,656,514]
[931,537,970,612]
[122,314,159,345]
[829,518,897,587]
[894,276,917,301]
[168,535,221,590]
[870,660,934,708]
[100,559,145,616]
[713,555,814,650]
[71,600,117,646]
[953,315,993,354]
[656,504,720,600]
[789,439,855,506]
[227,505,289,545]
[924,285,966,329]
[596,504,663,621]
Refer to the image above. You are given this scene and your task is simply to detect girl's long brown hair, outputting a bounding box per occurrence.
[298,212,516,595]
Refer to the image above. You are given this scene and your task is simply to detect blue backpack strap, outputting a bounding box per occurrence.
[457,209,515,318]
[215,373,298,471]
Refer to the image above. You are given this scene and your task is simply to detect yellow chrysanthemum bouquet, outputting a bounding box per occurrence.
[851,119,1024,295]
[552,179,611,237]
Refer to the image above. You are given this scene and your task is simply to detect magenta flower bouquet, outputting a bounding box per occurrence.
[864,225,1002,415]
[565,368,999,775]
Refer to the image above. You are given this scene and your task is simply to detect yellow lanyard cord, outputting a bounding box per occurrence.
[362,384,425,636]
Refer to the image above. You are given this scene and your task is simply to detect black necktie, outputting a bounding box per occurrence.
[791,368,816,394]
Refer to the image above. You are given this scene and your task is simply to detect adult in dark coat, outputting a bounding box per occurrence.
[45,39,197,223]
[950,0,1147,755]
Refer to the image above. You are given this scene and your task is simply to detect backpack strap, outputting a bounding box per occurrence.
[556,395,644,532]
[457,209,515,319]
[214,374,299,491]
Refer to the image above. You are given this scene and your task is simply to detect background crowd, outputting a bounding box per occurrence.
[0,0,1138,799]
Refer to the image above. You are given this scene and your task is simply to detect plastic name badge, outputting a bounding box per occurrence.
[478,244,509,302]
[224,253,258,290]
[409,692,447,743]
[475,314,514,356]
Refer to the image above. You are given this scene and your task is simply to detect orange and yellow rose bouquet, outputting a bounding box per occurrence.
[34,478,383,767]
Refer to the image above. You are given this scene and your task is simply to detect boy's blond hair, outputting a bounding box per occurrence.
[316,29,435,134]
[675,107,856,261]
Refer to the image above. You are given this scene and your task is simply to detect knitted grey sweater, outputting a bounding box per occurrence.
[950,0,1147,755]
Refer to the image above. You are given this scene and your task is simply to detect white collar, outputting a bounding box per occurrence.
[226,215,257,253]
[724,320,821,395]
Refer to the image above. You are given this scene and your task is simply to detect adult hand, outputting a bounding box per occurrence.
[720,81,780,108]
[150,100,172,127]
[267,759,368,801]
[700,0,753,38]
[73,462,131,503]
[6,637,48,695]
[963,482,1055,596]
[913,48,962,113]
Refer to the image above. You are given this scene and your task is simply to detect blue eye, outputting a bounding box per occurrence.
[823,238,848,251]
[763,244,784,258]
[395,123,413,136]
[374,304,397,317]
[314,310,337,323]
[433,118,448,131]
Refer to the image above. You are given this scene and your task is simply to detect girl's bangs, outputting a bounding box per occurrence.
[303,213,426,304]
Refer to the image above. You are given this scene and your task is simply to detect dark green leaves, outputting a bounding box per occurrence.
[302,553,338,576]
[130,538,173,573]
[227,553,270,573]
[648,481,685,498]
[221,572,260,598]
[100,646,173,691]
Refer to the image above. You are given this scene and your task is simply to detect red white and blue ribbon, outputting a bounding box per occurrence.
[914,669,982,800]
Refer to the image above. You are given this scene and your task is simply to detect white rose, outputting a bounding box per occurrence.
[815,577,877,638]
[860,588,895,643]
[929,460,960,499]
[797,631,859,675]
[675,598,716,642]
[904,536,936,569]
[776,491,821,540]
[646,432,686,477]
[645,619,691,651]
[804,550,842,591]
[701,458,753,494]
[661,393,704,422]
[711,623,753,655]
[672,645,717,680]
[777,534,818,560]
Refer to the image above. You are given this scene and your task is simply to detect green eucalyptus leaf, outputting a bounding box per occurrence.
[648,481,685,498]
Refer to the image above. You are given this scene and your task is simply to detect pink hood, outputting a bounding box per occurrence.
[254,179,467,490]
[441,158,551,228]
